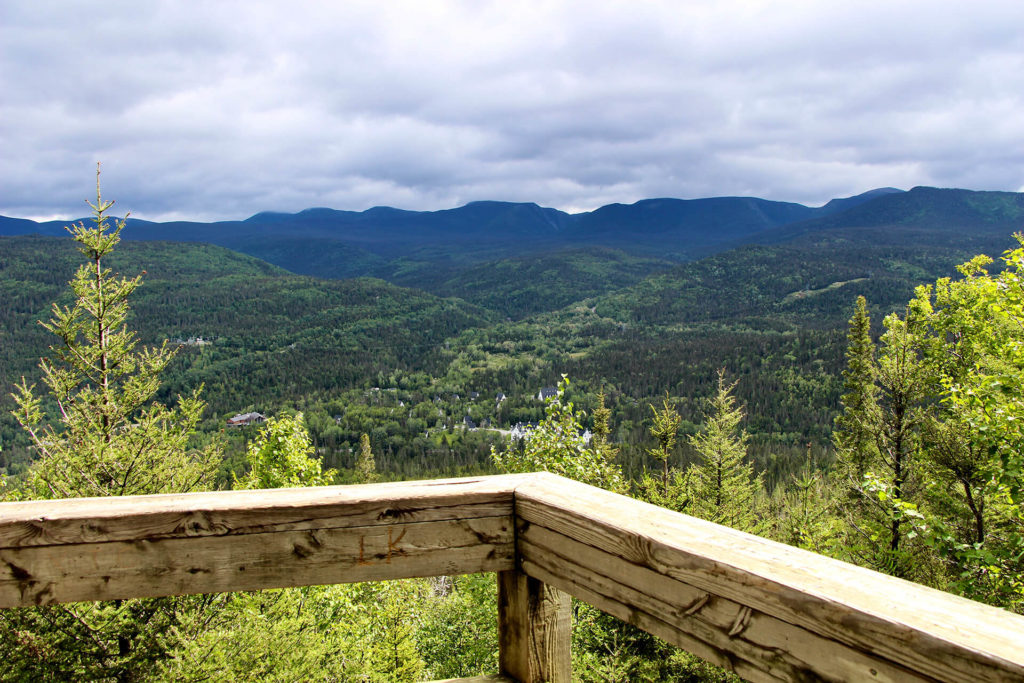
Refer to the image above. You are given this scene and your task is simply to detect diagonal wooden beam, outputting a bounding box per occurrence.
[514,472,1024,683]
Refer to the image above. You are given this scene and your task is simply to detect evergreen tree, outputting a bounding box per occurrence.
[636,394,691,513]
[850,313,929,579]
[833,295,878,478]
[10,169,218,499]
[686,370,762,532]
[830,297,927,578]
[770,453,841,555]
[591,386,619,463]
[648,392,681,496]
[356,432,378,483]
[2,168,221,681]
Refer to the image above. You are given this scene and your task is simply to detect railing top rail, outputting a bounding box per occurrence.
[0,474,522,607]
[0,474,527,548]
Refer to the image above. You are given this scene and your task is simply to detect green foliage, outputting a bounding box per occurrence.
[591,386,618,463]
[832,295,878,477]
[2,170,221,681]
[835,310,930,579]
[155,587,371,682]
[171,409,430,680]
[572,603,739,683]
[769,457,842,554]
[827,237,1024,608]
[636,394,692,514]
[9,177,218,499]
[878,238,1024,607]
[492,376,626,493]
[0,595,211,682]
[647,393,682,497]
[3,198,1004,483]
[356,432,378,483]
[415,574,499,679]
[158,580,441,682]
[686,371,764,532]
[235,413,335,489]
[401,247,673,319]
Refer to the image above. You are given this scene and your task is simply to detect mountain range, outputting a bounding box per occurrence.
[0,187,911,271]
[5,185,1024,318]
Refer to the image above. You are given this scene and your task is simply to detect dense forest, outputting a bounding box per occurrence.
[1,183,1023,680]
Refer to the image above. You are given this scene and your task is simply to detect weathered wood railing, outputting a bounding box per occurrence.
[1,472,1022,682]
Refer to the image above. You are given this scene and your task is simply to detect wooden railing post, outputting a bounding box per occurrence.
[497,569,570,683]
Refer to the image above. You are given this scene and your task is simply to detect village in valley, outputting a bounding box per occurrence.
[222,383,593,471]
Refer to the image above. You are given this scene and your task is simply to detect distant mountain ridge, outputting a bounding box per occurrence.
[0,187,901,248]
[5,186,1024,293]
[0,187,892,262]
[747,187,1024,246]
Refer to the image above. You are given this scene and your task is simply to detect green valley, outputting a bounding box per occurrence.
[2,187,1019,487]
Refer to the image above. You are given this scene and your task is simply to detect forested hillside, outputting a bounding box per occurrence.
[2,188,1019,485]
[0,236,496,477]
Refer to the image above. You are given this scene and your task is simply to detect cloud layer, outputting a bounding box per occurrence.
[3,0,1023,221]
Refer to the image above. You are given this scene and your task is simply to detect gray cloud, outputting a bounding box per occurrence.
[3,0,1024,221]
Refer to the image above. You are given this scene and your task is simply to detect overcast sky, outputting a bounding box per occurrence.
[3,1,1024,222]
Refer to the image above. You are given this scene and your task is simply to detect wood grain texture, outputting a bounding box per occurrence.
[498,570,571,683]
[0,516,513,607]
[0,474,526,548]
[0,476,522,608]
[514,473,1024,683]
[520,523,927,683]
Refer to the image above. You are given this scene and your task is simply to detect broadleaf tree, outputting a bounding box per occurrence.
[491,375,626,493]
[870,240,1024,608]
[235,412,336,490]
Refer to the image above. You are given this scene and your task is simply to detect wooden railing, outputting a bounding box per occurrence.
[1,472,1022,682]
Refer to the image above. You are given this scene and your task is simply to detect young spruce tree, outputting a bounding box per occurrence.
[636,394,692,513]
[356,432,378,483]
[10,168,218,499]
[648,392,682,496]
[833,295,878,478]
[3,168,221,680]
[686,370,763,532]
